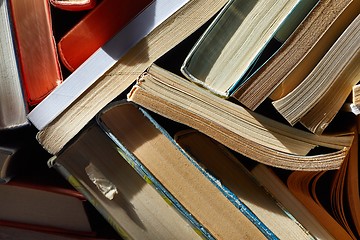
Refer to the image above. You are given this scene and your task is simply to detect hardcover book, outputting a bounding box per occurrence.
[9,0,62,105]
[57,0,153,72]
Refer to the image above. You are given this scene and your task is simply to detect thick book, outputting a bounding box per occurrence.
[233,0,360,110]
[29,0,229,155]
[9,0,62,106]
[272,14,360,134]
[127,64,353,171]
[180,0,316,97]
[50,0,97,11]
[0,0,28,129]
[96,101,311,239]
[57,0,153,72]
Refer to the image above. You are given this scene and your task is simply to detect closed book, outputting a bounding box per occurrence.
[9,0,62,106]
[57,0,153,72]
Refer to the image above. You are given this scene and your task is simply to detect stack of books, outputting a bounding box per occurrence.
[1,0,359,239]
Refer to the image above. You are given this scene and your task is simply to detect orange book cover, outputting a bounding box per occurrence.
[9,0,63,106]
[58,0,153,72]
[50,0,97,11]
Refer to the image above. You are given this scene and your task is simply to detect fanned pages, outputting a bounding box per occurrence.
[287,171,354,240]
[127,64,353,171]
[0,0,28,129]
[181,0,313,97]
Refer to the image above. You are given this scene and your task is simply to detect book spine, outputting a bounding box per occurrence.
[48,157,131,240]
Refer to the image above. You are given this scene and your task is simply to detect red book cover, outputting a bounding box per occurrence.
[9,0,63,106]
[50,0,97,11]
[57,0,153,72]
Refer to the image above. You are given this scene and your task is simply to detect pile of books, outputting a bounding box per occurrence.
[1,0,359,239]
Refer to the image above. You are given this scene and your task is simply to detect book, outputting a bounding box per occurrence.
[272,14,360,134]
[173,129,314,239]
[127,64,353,171]
[0,173,95,237]
[233,0,360,110]
[96,100,312,239]
[57,0,153,72]
[49,122,204,239]
[50,0,97,11]
[29,0,229,155]
[9,0,62,106]
[180,0,316,97]
[0,0,28,129]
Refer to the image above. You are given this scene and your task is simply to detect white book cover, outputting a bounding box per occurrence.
[28,0,190,130]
